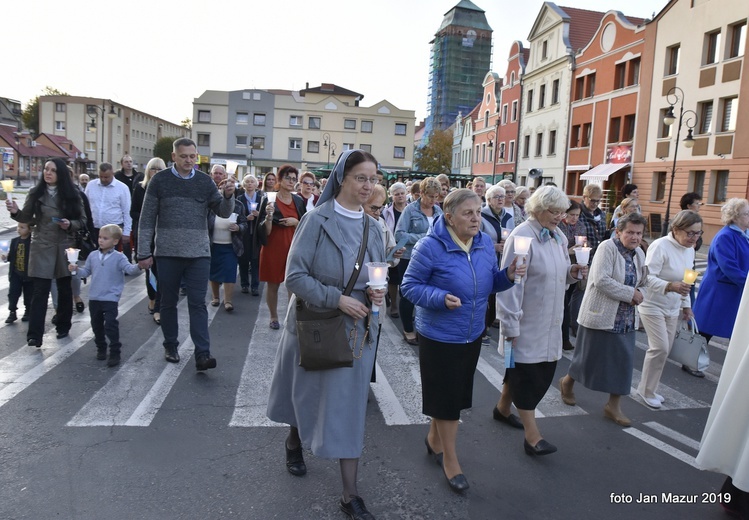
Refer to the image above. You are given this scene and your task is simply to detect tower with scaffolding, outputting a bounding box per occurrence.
[423,0,492,145]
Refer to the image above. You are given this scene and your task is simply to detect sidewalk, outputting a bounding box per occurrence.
[0,180,31,235]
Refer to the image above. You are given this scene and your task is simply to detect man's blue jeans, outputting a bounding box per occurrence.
[156,256,211,356]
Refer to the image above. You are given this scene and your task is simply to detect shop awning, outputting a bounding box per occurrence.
[580,163,629,183]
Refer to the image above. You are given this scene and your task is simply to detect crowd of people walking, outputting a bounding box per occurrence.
[3,139,748,519]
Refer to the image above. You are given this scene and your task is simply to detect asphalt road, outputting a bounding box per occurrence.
[0,254,731,520]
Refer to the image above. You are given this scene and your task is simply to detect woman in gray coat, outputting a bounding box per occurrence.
[266,150,386,520]
[6,158,86,346]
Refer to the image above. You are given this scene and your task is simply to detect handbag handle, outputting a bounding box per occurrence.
[342,216,369,297]
[680,315,700,337]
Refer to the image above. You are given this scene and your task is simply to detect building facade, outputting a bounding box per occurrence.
[496,41,529,183]
[471,72,501,182]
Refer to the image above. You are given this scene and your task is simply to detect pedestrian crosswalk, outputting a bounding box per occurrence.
[0,261,727,432]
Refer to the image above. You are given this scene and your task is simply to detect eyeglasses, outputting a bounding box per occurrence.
[301,180,315,186]
[490,195,505,200]
[368,205,384,213]
[284,176,298,183]
[547,209,568,218]
[587,198,601,204]
[353,176,379,185]
[682,230,704,238]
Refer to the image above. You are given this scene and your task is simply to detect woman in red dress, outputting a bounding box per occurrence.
[259,165,306,329]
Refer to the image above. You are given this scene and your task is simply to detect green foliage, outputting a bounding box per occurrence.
[414,129,452,174]
[153,137,176,165]
[181,117,192,129]
[22,86,68,136]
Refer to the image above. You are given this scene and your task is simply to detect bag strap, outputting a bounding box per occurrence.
[342,217,369,296]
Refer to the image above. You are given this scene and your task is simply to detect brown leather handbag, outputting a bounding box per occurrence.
[296,217,369,371]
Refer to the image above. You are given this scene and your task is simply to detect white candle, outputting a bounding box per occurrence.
[366,262,389,314]
[573,246,591,279]
[683,268,699,285]
[1,180,13,202]
[66,248,80,275]
[575,235,586,247]
[265,192,277,204]
[501,228,510,240]
[513,236,533,284]
[250,202,258,212]
[0,240,9,256]
[228,213,238,223]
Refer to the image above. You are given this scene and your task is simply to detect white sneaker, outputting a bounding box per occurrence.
[655,393,665,403]
[639,393,662,409]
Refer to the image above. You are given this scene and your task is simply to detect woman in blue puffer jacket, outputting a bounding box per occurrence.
[401,189,523,494]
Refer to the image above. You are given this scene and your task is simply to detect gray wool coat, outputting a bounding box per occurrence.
[266,199,385,459]
[12,191,85,279]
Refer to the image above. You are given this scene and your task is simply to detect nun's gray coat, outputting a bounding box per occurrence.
[266,199,385,458]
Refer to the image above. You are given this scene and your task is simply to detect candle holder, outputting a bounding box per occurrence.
[250,202,258,212]
[265,192,277,204]
[575,235,586,247]
[228,213,238,224]
[66,248,80,275]
[501,228,510,241]
[366,262,389,315]
[1,179,13,202]
[513,236,533,284]
[0,240,9,257]
[683,268,699,285]
[573,247,591,279]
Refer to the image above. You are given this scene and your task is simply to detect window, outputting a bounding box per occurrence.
[236,112,249,124]
[615,63,626,89]
[585,73,596,98]
[527,89,534,112]
[720,97,738,131]
[666,44,680,75]
[548,130,557,155]
[85,141,96,151]
[659,108,674,138]
[253,113,266,126]
[535,133,543,157]
[539,84,546,109]
[551,79,560,105]
[499,142,506,160]
[361,120,373,133]
[198,110,211,123]
[360,144,372,153]
[309,116,321,129]
[307,141,320,153]
[570,125,580,148]
[236,135,248,147]
[55,103,65,112]
[395,123,407,135]
[711,170,729,204]
[609,117,621,143]
[581,123,592,147]
[542,40,548,60]
[653,171,667,201]
[287,138,300,150]
[251,136,265,150]
[623,114,636,142]
[394,146,406,158]
[481,143,486,162]
[511,71,516,85]
[575,77,584,101]
[699,101,714,134]
[627,58,641,86]
[509,141,515,162]
[484,111,490,125]
[55,121,65,131]
[523,135,531,158]
[729,21,747,58]
[511,101,518,121]
[502,104,508,124]
[689,170,706,197]
[344,119,356,130]
[289,115,303,127]
[475,145,480,163]
[704,30,722,65]
[343,143,355,151]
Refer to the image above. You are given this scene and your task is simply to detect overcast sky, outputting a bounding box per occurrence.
[8,0,664,125]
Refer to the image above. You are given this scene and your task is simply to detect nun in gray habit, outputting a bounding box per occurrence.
[266,149,385,519]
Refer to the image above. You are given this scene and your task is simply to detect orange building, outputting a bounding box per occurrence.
[496,41,528,183]
[472,72,501,181]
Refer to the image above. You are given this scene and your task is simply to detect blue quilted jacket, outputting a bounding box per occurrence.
[401,214,516,344]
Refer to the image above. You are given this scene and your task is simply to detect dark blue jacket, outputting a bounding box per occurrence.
[401,214,516,344]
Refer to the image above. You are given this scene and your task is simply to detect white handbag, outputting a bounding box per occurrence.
[668,317,710,372]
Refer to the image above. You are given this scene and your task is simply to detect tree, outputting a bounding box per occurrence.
[154,137,176,165]
[22,86,68,136]
[414,129,452,174]
[181,117,192,129]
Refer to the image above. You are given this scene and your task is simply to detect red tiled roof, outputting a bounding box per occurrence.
[0,126,67,159]
[558,5,606,53]
[39,133,81,159]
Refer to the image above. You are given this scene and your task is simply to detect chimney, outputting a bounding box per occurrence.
[305,82,309,89]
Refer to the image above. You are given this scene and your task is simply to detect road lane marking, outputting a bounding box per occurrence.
[643,421,701,451]
[623,427,699,469]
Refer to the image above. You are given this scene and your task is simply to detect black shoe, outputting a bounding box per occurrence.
[443,469,470,492]
[96,348,107,360]
[195,353,217,371]
[285,441,307,476]
[164,346,180,363]
[75,301,85,313]
[339,495,375,520]
[493,407,524,429]
[251,288,260,296]
[56,331,69,339]
[51,314,58,325]
[107,351,121,367]
[682,365,705,378]
[5,311,17,324]
[28,338,41,348]
[241,286,249,294]
[424,436,443,466]
[21,312,29,322]
[563,340,574,351]
[524,439,557,456]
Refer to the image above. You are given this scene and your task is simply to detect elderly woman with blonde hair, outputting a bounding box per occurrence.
[513,186,530,226]
[495,186,587,455]
[497,179,517,231]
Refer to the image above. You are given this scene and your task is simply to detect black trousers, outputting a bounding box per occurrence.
[28,276,72,342]
[89,300,120,351]
[8,272,33,313]
[238,237,259,291]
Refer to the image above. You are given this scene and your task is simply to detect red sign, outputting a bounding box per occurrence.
[606,145,632,164]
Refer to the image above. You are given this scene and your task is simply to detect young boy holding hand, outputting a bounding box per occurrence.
[3,222,33,323]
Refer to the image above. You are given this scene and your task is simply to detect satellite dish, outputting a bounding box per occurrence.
[529,168,543,178]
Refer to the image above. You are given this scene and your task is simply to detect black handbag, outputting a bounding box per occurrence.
[74,229,97,260]
[296,217,369,371]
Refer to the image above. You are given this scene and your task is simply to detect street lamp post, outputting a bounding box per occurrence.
[661,86,697,237]
[88,100,117,166]
[322,132,337,169]
[487,131,496,185]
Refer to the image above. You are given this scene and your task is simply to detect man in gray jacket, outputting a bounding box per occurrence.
[137,138,235,370]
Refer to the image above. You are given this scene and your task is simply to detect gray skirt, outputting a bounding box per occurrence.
[568,325,635,396]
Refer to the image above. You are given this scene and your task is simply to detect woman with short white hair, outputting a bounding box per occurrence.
[497,180,517,231]
[495,186,587,455]
[513,186,530,226]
